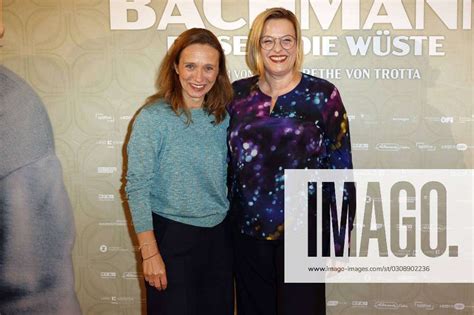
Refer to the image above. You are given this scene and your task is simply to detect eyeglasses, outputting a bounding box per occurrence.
[259,35,296,51]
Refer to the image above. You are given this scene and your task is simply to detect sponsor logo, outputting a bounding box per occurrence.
[440,145,456,150]
[100,272,117,279]
[96,140,124,148]
[352,301,368,307]
[416,142,436,151]
[98,194,115,202]
[456,143,468,151]
[392,117,411,122]
[327,300,339,307]
[424,116,454,124]
[353,143,369,151]
[122,271,141,279]
[98,220,127,226]
[97,167,117,174]
[440,116,454,123]
[374,301,400,310]
[353,222,365,229]
[95,113,115,123]
[357,113,378,124]
[421,223,446,232]
[396,223,415,231]
[454,303,465,310]
[441,143,471,151]
[101,296,135,305]
[99,245,130,253]
[365,196,383,203]
[123,272,141,280]
[375,143,409,151]
[459,116,474,123]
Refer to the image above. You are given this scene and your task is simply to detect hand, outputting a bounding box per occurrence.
[137,231,168,290]
[143,252,168,291]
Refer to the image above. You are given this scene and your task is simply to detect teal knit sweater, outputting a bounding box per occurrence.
[125,101,230,233]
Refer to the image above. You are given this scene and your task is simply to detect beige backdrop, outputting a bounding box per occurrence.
[1,0,472,314]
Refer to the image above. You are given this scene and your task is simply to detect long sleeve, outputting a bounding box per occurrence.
[320,86,355,255]
[322,87,353,170]
[125,108,162,233]
[226,105,239,224]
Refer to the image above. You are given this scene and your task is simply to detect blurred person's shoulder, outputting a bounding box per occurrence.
[0,65,40,102]
[0,65,54,179]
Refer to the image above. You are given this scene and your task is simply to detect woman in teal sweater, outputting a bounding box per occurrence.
[125,29,233,315]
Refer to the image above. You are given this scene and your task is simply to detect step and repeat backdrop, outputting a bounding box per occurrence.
[1,0,472,314]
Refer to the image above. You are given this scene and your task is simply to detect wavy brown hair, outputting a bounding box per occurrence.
[145,28,232,124]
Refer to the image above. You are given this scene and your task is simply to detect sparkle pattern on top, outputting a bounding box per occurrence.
[227,73,353,240]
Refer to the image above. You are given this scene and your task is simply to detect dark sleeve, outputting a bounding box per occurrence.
[322,86,353,170]
[226,96,237,223]
[321,86,355,251]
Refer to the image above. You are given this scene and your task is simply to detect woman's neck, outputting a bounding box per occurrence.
[258,71,301,99]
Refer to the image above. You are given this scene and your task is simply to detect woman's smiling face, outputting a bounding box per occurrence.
[175,43,220,109]
[260,18,297,78]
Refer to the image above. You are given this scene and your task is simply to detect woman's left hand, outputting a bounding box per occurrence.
[143,251,167,290]
[137,231,168,290]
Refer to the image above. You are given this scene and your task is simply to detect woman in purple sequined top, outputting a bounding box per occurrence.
[227,8,353,315]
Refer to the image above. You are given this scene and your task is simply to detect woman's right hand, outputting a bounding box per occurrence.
[143,251,168,291]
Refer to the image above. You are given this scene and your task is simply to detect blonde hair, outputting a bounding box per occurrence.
[246,8,303,77]
[145,28,232,124]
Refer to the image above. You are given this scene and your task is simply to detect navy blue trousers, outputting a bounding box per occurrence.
[146,214,234,315]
